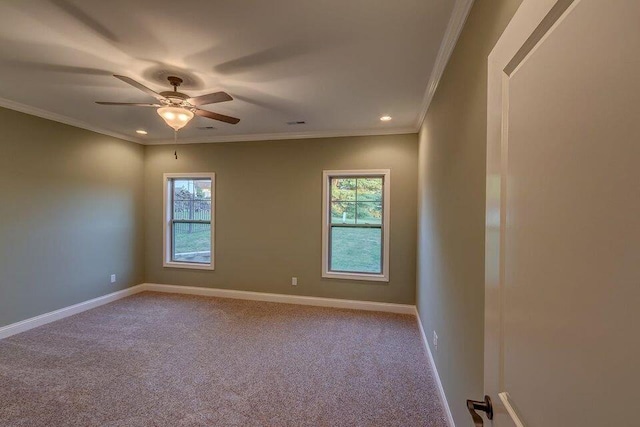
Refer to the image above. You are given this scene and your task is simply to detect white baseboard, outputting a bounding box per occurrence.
[415,308,455,427]
[0,283,415,341]
[141,283,416,315]
[0,285,145,340]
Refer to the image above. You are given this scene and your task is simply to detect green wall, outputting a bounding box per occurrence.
[416,0,522,425]
[144,134,418,304]
[0,109,417,329]
[0,107,145,327]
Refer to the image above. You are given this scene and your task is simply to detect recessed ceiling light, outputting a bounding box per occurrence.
[136,129,148,135]
[380,115,392,122]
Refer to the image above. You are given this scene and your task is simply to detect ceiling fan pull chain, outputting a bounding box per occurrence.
[174,130,178,160]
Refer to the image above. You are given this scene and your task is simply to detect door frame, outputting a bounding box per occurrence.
[484,0,579,423]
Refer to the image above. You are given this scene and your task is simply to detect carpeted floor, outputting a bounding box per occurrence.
[0,292,447,426]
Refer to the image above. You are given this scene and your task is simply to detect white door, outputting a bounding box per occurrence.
[483,0,640,426]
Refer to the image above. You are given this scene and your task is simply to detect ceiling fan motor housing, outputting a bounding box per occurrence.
[160,91,191,104]
[160,76,193,106]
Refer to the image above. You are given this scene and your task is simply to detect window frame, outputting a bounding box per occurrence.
[163,172,215,271]
[322,169,390,282]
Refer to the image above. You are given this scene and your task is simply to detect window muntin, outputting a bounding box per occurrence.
[164,174,215,270]
[323,170,390,282]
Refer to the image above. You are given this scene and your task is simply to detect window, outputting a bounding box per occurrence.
[322,170,390,282]
[163,173,215,270]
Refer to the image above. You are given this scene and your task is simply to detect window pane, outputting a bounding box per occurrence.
[174,200,211,221]
[173,179,212,220]
[331,178,356,201]
[330,226,382,274]
[356,177,383,202]
[173,179,211,200]
[331,201,356,224]
[356,201,382,225]
[172,223,211,264]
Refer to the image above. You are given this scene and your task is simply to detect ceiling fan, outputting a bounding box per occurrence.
[96,75,240,131]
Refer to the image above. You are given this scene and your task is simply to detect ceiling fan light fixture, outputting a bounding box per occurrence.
[157,106,194,131]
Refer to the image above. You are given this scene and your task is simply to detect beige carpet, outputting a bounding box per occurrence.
[0,292,447,426]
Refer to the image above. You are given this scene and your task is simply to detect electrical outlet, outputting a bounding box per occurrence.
[110,274,116,284]
[433,331,438,351]
[291,277,298,286]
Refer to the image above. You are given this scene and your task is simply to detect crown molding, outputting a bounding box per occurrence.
[0,94,415,145]
[415,0,475,129]
[145,126,417,145]
[0,96,142,144]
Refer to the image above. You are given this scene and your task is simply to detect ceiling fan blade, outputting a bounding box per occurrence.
[195,109,240,125]
[188,91,233,106]
[113,75,166,101]
[96,102,161,107]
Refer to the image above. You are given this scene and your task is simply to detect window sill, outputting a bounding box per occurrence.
[163,261,215,271]
[322,271,389,283]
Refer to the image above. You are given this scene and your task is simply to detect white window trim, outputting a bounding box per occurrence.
[163,172,215,271]
[322,169,390,282]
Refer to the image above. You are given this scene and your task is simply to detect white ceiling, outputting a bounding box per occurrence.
[0,0,471,144]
